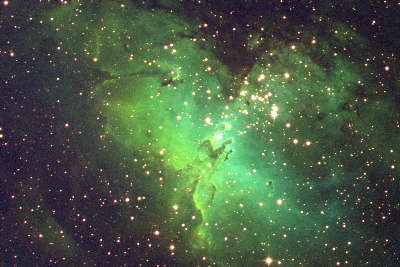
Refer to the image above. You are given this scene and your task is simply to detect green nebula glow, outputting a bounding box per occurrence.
[33,0,400,266]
